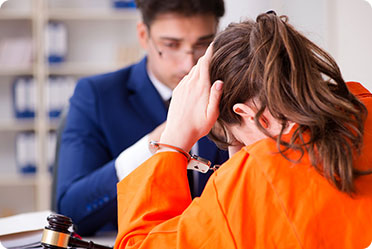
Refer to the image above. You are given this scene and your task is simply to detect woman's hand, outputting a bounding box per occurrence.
[160,45,223,152]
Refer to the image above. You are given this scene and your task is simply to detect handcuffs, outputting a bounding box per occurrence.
[149,141,221,173]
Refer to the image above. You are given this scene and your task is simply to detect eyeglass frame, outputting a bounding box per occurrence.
[147,32,215,61]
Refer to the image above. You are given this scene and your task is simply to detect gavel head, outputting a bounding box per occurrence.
[41,214,73,249]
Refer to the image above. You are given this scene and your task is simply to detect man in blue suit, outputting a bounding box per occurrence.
[56,0,227,236]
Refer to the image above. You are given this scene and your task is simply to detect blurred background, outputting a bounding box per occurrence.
[0,0,371,217]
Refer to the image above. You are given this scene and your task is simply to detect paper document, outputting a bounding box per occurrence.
[0,210,51,236]
[0,210,52,249]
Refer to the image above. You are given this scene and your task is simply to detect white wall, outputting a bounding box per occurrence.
[221,0,372,91]
[221,0,328,45]
[220,0,271,29]
[333,0,372,90]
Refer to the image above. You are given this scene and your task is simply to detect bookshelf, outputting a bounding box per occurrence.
[0,0,142,217]
[0,120,35,131]
[48,8,139,21]
[0,9,32,20]
[48,62,125,76]
[0,67,34,75]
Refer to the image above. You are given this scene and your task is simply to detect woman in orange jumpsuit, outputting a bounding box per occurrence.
[115,12,372,248]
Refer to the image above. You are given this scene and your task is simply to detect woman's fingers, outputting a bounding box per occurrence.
[184,43,213,88]
[207,80,224,124]
[199,44,214,84]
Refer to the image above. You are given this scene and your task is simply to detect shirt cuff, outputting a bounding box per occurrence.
[115,135,153,181]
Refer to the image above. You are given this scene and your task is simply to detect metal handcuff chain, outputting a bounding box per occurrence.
[149,141,221,173]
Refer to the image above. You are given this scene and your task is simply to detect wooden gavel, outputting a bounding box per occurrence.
[41,214,113,249]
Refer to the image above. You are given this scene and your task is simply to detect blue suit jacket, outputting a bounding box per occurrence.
[56,57,228,235]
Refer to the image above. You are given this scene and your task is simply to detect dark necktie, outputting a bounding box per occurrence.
[164,98,171,110]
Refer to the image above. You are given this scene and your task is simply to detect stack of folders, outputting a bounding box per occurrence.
[13,75,74,174]
[45,21,67,64]
[47,76,76,118]
[16,132,57,174]
[112,0,136,8]
[12,77,36,119]
[12,76,75,119]
[16,132,37,174]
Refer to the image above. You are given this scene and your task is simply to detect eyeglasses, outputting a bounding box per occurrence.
[149,36,212,61]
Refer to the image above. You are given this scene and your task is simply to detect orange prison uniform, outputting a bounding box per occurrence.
[115,82,372,249]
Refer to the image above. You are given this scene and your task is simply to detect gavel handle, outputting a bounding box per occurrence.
[69,237,113,249]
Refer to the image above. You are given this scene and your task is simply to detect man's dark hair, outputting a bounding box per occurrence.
[135,0,225,27]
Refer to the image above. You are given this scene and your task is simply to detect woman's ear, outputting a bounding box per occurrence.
[232,103,255,118]
[137,22,149,50]
[233,103,270,128]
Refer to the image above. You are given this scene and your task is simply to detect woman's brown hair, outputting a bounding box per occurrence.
[209,12,369,194]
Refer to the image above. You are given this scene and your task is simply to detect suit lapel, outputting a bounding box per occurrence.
[127,57,167,126]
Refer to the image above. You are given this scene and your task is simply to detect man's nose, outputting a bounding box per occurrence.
[181,51,197,73]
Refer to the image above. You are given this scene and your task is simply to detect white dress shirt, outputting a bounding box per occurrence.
[115,67,198,182]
